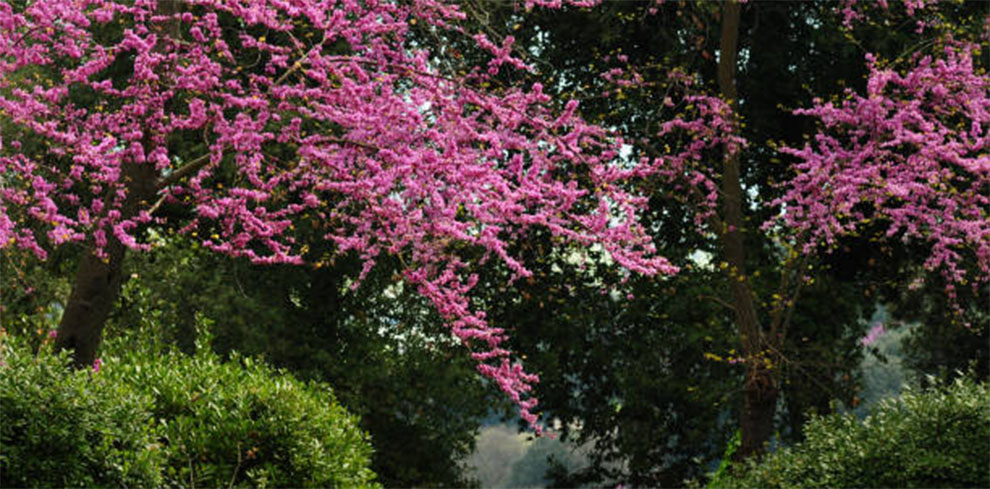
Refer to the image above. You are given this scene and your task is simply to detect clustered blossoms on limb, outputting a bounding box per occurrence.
[772,42,989,312]
[598,63,740,232]
[837,0,942,31]
[0,0,679,431]
[652,88,743,231]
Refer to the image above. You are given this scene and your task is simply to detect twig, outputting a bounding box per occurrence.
[227,442,242,489]
[273,32,328,86]
[189,456,196,489]
[325,136,379,151]
[769,245,809,340]
[147,192,169,216]
[700,294,736,312]
[777,267,808,342]
[158,153,212,189]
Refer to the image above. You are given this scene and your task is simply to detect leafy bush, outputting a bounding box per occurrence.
[1,331,379,488]
[0,335,163,488]
[103,334,380,488]
[706,430,741,489]
[730,377,990,488]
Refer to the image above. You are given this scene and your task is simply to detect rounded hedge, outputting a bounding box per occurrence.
[1,333,379,488]
[730,377,990,488]
[0,335,162,488]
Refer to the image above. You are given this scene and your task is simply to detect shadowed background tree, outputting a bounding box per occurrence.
[445,0,988,484]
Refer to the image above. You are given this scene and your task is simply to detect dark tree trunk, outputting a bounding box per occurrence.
[56,0,180,368]
[738,366,779,460]
[715,0,780,460]
[56,161,158,368]
[56,239,126,369]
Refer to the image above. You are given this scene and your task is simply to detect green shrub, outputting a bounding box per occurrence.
[730,377,990,488]
[1,331,379,488]
[102,334,379,489]
[0,335,163,488]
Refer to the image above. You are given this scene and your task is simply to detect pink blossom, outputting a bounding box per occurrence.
[837,0,942,30]
[861,323,886,347]
[770,42,989,314]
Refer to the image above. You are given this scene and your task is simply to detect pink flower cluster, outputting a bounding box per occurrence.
[772,43,989,307]
[838,0,942,31]
[523,0,601,10]
[654,87,744,231]
[860,323,886,347]
[0,0,680,432]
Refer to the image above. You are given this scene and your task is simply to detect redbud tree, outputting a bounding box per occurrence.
[734,0,987,458]
[0,0,704,431]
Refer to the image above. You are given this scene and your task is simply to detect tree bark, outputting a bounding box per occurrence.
[715,0,780,460]
[56,163,158,368]
[56,0,181,368]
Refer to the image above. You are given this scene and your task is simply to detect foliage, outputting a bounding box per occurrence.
[888,278,989,384]
[903,316,989,384]
[100,325,379,489]
[0,333,163,488]
[439,0,989,483]
[1,1,987,486]
[706,429,740,489]
[729,377,990,488]
[0,329,378,489]
[456,2,877,483]
[491,256,742,487]
[106,235,489,488]
[0,245,78,345]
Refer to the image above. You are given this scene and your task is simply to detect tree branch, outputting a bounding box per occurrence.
[157,152,212,189]
[701,294,737,313]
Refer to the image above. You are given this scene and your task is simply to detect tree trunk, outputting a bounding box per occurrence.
[56,0,180,368]
[56,237,126,369]
[738,364,779,460]
[57,162,159,368]
[715,0,780,460]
